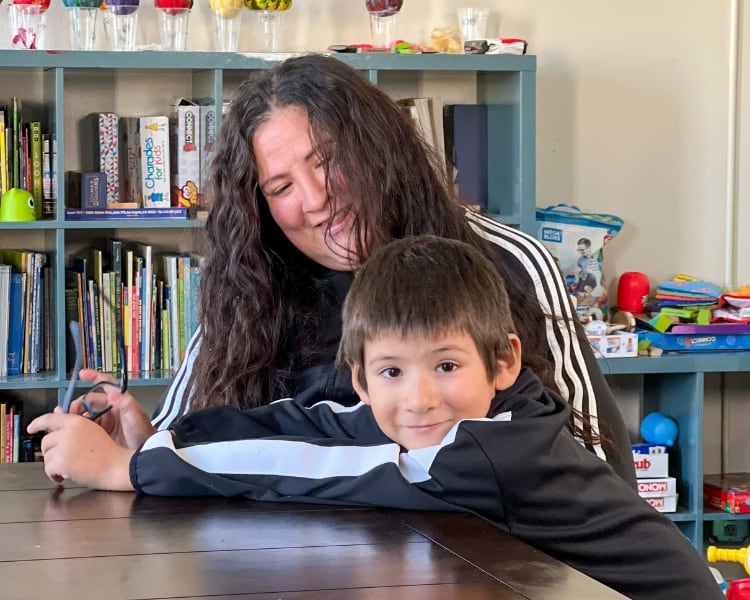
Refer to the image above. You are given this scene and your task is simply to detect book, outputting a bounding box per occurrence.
[138,116,170,208]
[170,99,201,211]
[118,116,141,206]
[0,263,9,377]
[42,133,55,218]
[199,104,217,200]
[30,121,42,218]
[65,171,107,209]
[136,242,153,372]
[444,104,488,210]
[6,272,26,376]
[397,97,437,153]
[98,113,119,206]
[108,238,124,372]
[0,108,7,195]
[65,207,188,220]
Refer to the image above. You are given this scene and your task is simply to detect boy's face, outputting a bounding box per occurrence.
[351,329,521,450]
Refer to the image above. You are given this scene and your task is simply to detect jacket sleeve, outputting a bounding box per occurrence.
[132,396,453,512]
[150,327,202,430]
[427,418,723,600]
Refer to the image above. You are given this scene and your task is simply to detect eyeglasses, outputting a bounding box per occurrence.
[62,312,128,419]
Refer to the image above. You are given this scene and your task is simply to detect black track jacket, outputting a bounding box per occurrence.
[133,368,720,600]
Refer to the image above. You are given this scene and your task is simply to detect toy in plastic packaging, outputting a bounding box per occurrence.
[536,204,623,322]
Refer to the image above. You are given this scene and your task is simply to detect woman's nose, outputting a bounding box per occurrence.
[300,172,328,214]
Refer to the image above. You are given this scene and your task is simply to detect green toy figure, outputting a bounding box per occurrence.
[0,188,36,222]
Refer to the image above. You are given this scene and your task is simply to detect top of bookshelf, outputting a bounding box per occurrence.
[597,352,750,374]
[0,50,536,72]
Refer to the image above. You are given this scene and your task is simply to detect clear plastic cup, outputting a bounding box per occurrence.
[212,8,241,51]
[67,6,98,50]
[106,0,139,51]
[364,0,402,50]
[157,7,189,51]
[9,4,47,50]
[256,10,284,52]
[108,11,138,51]
[457,7,489,46]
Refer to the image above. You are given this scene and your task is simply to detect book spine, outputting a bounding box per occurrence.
[118,116,141,206]
[30,121,42,218]
[12,97,19,189]
[161,304,170,371]
[181,255,191,364]
[199,105,216,206]
[4,405,13,463]
[12,409,21,463]
[171,104,201,210]
[64,207,187,220]
[99,113,119,206]
[0,403,5,464]
[0,107,7,195]
[139,116,170,208]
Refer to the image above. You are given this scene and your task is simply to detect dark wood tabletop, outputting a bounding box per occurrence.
[0,463,626,600]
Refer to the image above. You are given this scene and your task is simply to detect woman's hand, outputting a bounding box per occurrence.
[70,369,156,449]
[27,408,135,491]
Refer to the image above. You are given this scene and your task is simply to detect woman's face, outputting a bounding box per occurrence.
[253,106,358,271]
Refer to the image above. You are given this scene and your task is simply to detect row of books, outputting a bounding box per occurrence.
[0,250,53,377]
[67,100,216,218]
[0,99,56,219]
[0,402,24,464]
[66,240,202,374]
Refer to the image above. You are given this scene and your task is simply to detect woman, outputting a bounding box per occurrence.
[84,54,635,486]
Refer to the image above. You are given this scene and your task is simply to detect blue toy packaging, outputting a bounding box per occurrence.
[536,204,623,322]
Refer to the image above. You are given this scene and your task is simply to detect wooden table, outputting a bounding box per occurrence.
[0,463,625,600]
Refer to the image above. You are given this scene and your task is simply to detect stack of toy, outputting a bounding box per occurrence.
[634,412,678,513]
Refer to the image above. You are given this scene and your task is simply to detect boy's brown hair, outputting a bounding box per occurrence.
[338,235,517,389]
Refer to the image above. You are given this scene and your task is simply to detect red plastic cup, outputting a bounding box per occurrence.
[617,271,650,313]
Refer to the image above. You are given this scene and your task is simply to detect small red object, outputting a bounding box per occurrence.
[12,0,50,10]
[727,579,750,600]
[617,271,650,313]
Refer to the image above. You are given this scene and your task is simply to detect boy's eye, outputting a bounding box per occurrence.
[436,362,458,373]
[379,367,401,379]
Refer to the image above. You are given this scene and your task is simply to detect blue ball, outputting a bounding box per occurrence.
[641,412,678,446]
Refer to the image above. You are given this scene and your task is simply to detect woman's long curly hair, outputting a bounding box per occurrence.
[190,53,597,446]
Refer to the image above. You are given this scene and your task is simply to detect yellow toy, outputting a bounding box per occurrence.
[707,544,750,576]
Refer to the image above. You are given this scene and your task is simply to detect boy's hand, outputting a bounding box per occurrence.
[71,369,156,449]
[27,408,136,491]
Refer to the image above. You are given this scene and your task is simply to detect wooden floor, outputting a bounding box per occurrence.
[0,463,626,600]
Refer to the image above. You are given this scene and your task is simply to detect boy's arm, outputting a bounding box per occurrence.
[131,398,450,509]
[27,410,135,491]
[427,418,723,600]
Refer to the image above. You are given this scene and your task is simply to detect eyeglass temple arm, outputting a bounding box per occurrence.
[62,321,83,414]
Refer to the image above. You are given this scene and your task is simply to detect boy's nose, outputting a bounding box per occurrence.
[408,376,440,411]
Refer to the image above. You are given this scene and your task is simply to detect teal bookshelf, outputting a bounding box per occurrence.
[600,353,750,551]
[0,50,536,419]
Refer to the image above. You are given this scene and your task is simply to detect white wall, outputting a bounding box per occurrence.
[12,0,738,287]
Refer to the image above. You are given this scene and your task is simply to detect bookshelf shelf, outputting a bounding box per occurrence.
[598,354,750,550]
[60,219,207,230]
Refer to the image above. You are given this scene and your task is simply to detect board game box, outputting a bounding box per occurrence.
[704,472,750,514]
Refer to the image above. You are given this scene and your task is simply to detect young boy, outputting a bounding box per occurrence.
[30,235,721,600]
